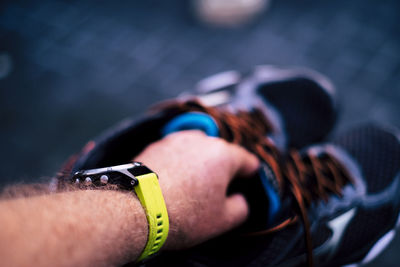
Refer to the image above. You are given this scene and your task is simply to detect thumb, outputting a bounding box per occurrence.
[223,193,249,232]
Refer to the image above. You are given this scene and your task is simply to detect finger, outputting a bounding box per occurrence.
[223,193,249,231]
[226,144,260,179]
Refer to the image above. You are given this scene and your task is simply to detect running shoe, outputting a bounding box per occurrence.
[146,124,400,267]
[56,65,337,178]
[54,66,339,265]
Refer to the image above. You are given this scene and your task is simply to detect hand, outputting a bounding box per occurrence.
[134,130,259,250]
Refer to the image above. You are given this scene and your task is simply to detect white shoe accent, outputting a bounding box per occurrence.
[195,70,241,93]
[343,223,398,266]
[316,208,356,259]
[197,90,232,106]
[361,230,395,264]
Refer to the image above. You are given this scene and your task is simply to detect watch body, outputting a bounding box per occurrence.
[71,162,151,189]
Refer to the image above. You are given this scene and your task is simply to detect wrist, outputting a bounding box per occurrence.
[157,184,182,251]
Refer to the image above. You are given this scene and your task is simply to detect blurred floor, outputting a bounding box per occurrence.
[0,0,399,265]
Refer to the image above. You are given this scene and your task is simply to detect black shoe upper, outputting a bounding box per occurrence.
[142,124,400,267]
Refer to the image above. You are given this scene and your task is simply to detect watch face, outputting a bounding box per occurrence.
[71,162,154,190]
[79,163,139,176]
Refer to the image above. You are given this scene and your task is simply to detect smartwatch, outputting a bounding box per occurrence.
[71,162,169,262]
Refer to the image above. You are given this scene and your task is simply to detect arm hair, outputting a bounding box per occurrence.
[0,187,149,267]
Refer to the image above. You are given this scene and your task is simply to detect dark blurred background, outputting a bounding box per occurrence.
[0,0,399,265]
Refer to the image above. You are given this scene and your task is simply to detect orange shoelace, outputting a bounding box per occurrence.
[154,99,353,267]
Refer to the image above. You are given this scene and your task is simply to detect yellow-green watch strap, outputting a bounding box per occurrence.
[69,163,168,262]
[134,172,169,262]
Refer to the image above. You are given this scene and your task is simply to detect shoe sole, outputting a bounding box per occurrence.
[192,66,338,148]
[193,65,337,109]
[249,65,338,147]
[253,65,336,100]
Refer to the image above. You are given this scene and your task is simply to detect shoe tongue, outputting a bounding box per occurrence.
[230,161,284,232]
[161,112,220,137]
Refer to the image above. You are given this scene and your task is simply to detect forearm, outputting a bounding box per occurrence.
[0,190,147,267]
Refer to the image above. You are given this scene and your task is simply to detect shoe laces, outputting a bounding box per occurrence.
[154,99,353,267]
